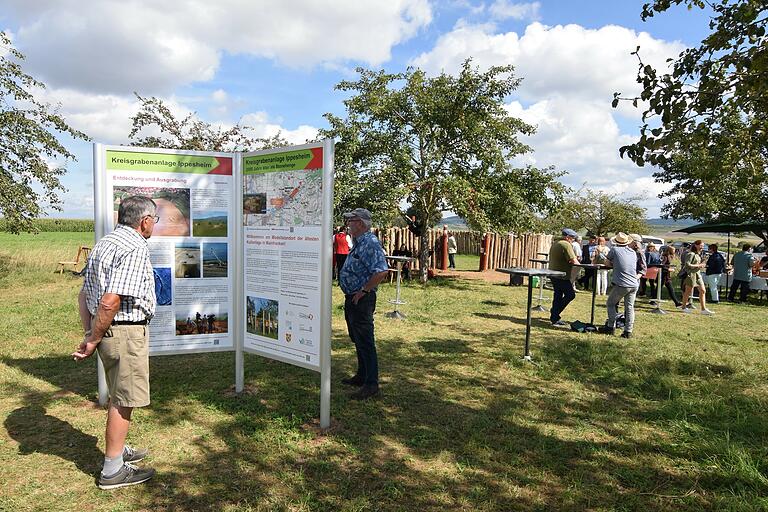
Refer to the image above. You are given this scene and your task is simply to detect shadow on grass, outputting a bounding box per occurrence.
[4,390,102,477]
[5,333,768,510]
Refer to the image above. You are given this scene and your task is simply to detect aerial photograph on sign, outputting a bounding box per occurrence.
[243,168,322,227]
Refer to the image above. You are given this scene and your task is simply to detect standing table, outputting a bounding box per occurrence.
[385,255,415,319]
[529,258,550,312]
[496,267,567,361]
[573,263,606,326]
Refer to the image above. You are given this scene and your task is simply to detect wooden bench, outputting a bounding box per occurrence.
[58,246,91,274]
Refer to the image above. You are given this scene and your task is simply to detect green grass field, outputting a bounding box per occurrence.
[1,232,767,511]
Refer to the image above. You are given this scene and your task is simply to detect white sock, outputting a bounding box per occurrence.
[102,453,124,477]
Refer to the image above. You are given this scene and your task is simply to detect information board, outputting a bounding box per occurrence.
[93,141,333,426]
[94,146,236,355]
[241,144,328,371]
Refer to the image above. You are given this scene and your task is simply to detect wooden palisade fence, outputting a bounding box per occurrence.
[372,227,552,272]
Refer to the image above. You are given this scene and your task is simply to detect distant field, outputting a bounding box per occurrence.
[647,224,762,253]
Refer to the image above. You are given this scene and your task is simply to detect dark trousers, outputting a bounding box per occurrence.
[579,269,595,290]
[550,277,576,323]
[344,292,378,385]
[728,280,751,302]
[640,277,657,298]
[661,269,682,306]
[448,253,456,268]
[334,254,347,280]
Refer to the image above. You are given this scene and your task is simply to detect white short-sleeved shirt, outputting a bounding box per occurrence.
[83,224,156,322]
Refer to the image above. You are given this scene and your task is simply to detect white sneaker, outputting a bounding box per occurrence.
[701,309,714,316]
[677,305,692,313]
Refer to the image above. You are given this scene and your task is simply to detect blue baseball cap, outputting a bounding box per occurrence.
[562,228,578,238]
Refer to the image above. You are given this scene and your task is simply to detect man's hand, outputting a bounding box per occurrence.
[72,336,99,361]
[352,290,366,305]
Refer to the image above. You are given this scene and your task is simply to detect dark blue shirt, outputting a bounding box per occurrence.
[645,251,661,266]
[339,231,389,295]
[705,252,726,275]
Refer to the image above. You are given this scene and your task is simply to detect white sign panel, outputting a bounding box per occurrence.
[95,146,236,355]
[241,143,330,371]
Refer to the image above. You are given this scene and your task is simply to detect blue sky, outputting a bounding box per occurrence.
[1,0,713,219]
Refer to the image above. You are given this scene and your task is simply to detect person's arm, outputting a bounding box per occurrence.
[351,270,390,304]
[564,242,579,266]
[72,293,121,361]
[78,287,91,335]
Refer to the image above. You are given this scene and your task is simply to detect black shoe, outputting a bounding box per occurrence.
[122,445,148,463]
[551,320,568,327]
[350,385,380,400]
[598,326,615,335]
[341,375,364,387]
[98,463,155,490]
[621,331,632,339]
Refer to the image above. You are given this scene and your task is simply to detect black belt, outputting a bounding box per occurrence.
[111,319,149,326]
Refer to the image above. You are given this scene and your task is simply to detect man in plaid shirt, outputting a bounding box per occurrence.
[72,195,158,489]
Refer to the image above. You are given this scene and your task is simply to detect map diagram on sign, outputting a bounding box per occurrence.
[244,169,322,226]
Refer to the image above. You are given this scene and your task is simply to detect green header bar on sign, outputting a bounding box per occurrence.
[106,150,223,174]
[243,149,316,174]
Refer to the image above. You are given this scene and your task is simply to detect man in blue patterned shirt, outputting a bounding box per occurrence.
[338,208,390,400]
[72,195,158,489]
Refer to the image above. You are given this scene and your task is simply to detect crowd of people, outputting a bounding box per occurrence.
[548,227,766,339]
[549,228,768,338]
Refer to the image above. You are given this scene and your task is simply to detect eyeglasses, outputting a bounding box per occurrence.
[145,215,160,223]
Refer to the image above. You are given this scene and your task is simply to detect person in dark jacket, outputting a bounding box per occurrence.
[578,235,597,290]
[641,243,662,298]
[704,243,726,303]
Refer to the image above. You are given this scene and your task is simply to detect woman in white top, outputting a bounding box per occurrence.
[591,236,610,295]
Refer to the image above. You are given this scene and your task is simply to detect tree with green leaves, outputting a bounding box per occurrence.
[129,94,288,152]
[614,0,767,223]
[0,32,88,234]
[542,189,649,237]
[322,60,567,281]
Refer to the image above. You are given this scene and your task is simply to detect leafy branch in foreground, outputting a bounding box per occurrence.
[129,94,288,152]
[613,0,767,223]
[0,32,88,233]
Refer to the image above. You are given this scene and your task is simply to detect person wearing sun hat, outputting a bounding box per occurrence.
[547,228,580,327]
[599,232,641,339]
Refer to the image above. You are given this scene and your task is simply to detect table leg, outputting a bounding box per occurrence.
[386,262,406,319]
[651,268,666,314]
[533,271,548,312]
[525,276,533,360]
[590,281,597,325]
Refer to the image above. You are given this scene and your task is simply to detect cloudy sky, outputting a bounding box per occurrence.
[1,0,712,218]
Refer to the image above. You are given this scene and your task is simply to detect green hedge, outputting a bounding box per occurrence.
[0,218,94,232]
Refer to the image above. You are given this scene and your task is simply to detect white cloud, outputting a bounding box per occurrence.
[507,98,670,214]
[36,87,319,149]
[240,112,318,144]
[410,21,686,216]
[411,22,684,105]
[488,1,540,21]
[6,0,432,95]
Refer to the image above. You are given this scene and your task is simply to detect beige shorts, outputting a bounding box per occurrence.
[684,272,705,289]
[97,324,150,408]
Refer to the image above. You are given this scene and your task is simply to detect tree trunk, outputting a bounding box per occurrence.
[419,227,430,283]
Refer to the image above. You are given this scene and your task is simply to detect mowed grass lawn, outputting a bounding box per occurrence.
[1,232,767,511]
